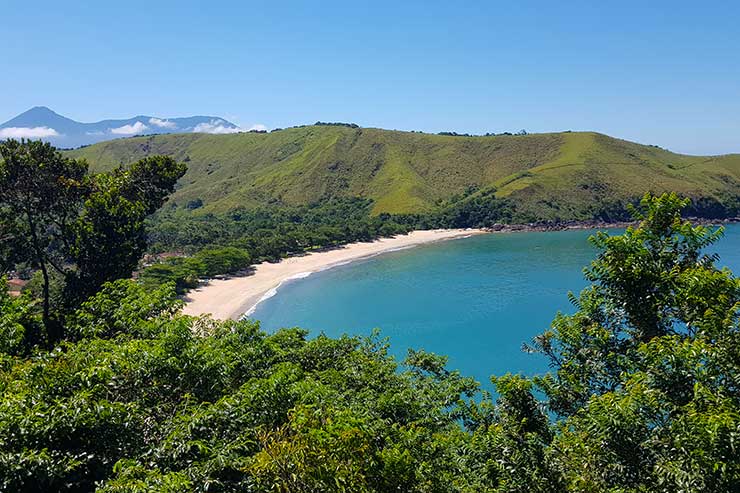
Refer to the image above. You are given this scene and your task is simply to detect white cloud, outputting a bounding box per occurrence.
[149,117,177,129]
[0,126,60,139]
[193,119,242,134]
[110,121,148,135]
[191,120,268,134]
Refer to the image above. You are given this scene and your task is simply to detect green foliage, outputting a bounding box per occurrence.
[434,189,514,228]
[586,193,725,341]
[139,198,410,292]
[0,139,89,340]
[68,279,182,339]
[1,193,738,491]
[97,461,193,493]
[0,278,41,356]
[66,156,187,304]
[146,197,409,255]
[137,247,251,293]
[248,405,377,492]
[68,126,740,220]
[193,247,251,277]
[138,258,204,294]
[0,281,479,492]
[463,375,561,492]
[526,192,740,491]
[0,140,185,345]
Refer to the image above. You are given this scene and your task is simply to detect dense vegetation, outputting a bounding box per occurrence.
[0,140,185,344]
[68,125,740,221]
[139,198,411,291]
[136,192,530,290]
[2,138,739,491]
[138,246,252,294]
[146,198,410,255]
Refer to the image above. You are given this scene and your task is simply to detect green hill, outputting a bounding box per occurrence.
[68,125,740,221]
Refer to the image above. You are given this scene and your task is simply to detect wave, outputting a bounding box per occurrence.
[242,271,314,318]
[380,245,416,254]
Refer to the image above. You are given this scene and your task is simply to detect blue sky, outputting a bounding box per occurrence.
[2,0,739,155]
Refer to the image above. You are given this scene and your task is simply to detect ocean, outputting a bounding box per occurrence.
[250,224,740,388]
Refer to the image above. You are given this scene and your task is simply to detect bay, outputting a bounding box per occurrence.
[251,224,740,387]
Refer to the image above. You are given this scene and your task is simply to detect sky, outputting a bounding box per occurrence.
[2,0,739,155]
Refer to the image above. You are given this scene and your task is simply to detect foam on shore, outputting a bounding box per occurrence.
[242,271,314,317]
[182,229,487,321]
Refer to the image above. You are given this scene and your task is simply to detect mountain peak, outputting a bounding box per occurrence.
[29,105,55,112]
[1,106,78,131]
[21,106,64,118]
[0,108,241,149]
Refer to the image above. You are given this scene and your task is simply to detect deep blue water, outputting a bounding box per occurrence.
[250,224,740,387]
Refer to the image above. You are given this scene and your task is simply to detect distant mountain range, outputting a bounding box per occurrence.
[0,106,241,148]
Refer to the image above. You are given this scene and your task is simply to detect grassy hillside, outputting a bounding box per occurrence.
[69,126,740,221]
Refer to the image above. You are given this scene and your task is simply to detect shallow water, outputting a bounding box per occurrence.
[250,224,740,387]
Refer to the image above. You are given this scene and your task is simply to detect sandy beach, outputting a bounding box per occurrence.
[182,229,486,320]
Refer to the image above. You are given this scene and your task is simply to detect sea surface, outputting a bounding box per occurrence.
[250,224,740,388]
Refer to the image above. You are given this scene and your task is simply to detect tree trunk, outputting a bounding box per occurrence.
[26,212,59,344]
[39,261,51,331]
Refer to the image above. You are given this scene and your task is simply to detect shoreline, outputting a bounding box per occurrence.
[482,216,739,233]
[181,229,486,321]
[180,217,739,321]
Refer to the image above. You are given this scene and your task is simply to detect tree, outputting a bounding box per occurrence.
[2,190,738,491]
[66,156,187,304]
[526,192,740,490]
[192,247,251,277]
[0,140,185,344]
[0,140,88,340]
[0,277,41,356]
[530,193,734,414]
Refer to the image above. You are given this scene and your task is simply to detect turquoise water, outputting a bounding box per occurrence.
[251,224,740,387]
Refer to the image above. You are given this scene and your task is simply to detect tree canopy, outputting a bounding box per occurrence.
[0,139,185,344]
[1,185,739,491]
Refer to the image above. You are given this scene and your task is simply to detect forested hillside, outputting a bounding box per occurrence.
[69,125,740,221]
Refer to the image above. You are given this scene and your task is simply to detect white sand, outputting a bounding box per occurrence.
[182,229,486,320]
